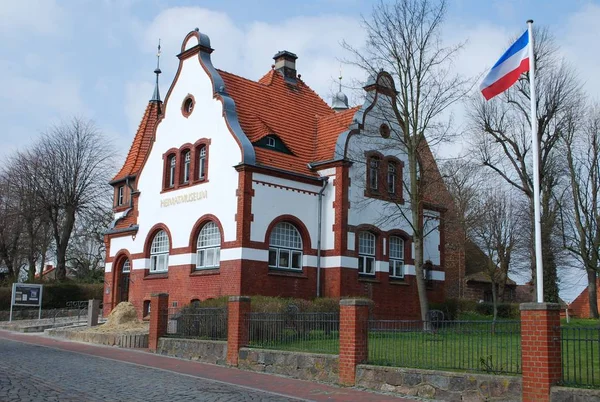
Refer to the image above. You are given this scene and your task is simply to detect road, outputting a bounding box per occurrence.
[0,331,407,402]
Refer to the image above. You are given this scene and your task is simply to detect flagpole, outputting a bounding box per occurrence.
[527,19,544,303]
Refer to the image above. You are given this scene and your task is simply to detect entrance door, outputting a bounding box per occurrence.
[119,259,131,303]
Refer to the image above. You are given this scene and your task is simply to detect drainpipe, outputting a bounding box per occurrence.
[125,177,135,208]
[316,177,329,298]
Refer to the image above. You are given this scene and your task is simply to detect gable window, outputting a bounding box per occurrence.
[388,162,396,195]
[267,137,276,147]
[369,158,380,191]
[268,222,302,270]
[168,155,176,188]
[117,185,125,206]
[198,146,206,180]
[358,232,376,275]
[150,230,169,273]
[182,150,191,184]
[389,236,404,279]
[196,222,221,269]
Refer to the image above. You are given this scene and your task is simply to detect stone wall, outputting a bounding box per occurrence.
[157,338,226,365]
[551,386,600,401]
[238,348,339,384]
[356,365,521,402]
[47,328,148,348]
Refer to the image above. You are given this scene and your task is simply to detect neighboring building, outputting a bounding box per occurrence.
[462,240,517,303]
[570,280,599,318]
[103,29,465,319]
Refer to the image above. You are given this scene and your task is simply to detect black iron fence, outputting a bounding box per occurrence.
[560,325,600,387]
[368,320,521,374]
[165,307,227,340]
[246,311,340,354]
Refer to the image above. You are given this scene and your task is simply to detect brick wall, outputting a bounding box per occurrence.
[520,303,561,402]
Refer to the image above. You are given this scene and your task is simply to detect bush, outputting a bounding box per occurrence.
[474,302,519,319]
[0,282,103,310]
[430,299,460,321]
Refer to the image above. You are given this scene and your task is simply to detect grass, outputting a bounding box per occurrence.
[244,316,600,386]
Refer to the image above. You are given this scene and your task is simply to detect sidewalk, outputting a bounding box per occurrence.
[0,329,415,402]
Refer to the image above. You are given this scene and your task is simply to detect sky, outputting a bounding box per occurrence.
[2,0,598,301]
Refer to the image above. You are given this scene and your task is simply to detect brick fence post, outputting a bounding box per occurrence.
[520,302,561,402]
[339,298,370,386]
[227,296,251,366]
[148,293,169,353]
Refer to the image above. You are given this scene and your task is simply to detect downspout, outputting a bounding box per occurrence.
[125,177,135,208]
[316,177,329,298]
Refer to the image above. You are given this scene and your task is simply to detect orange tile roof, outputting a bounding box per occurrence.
[218,68,354,176]
[112,101,161,182]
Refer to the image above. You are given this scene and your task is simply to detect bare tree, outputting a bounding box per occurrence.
[344,0,471,322]
[469,190,521,322]
[4,152,52,282]
[560,104,600,318]
[468,28,581,302]
[28,118,114,281]
[0,172,24,281]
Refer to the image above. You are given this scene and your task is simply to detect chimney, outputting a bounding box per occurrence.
[273,50,298,80]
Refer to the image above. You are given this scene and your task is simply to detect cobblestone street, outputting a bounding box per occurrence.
[0,331,406,402]
[0,338,301,402]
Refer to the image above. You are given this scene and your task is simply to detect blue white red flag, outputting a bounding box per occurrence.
[480,30,530,100]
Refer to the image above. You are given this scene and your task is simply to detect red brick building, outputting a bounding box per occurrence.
[103,29,464,319]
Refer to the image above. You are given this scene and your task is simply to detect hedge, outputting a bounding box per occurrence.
[188,296,340,313]
[0,283,104,310]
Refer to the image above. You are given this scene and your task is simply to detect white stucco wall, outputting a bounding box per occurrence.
[109,48,241,261]
[250,173,334,250]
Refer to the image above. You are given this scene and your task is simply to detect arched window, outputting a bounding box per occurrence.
[387,162,396,195]
[268,222,302,270]
[389,236,404,278]
[182,151,191,184]
[196,222,221,269]
[122,259,131,273]
[369,157,380,191]
[150,230,169,273]
[358,231,376,275]
[198,146,206,180]
[168,155,176,188]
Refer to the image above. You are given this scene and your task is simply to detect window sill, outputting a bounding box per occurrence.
[389,278,409,285]
[268,269,307,278]
[144,272,168,280]
[161,179,209,194]
[190,268,220,277]
[358,276,380,283]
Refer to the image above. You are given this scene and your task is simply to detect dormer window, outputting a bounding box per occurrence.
[253,135,293,154]
[117,185,124,206]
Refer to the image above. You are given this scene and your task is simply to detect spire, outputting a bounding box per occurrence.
[151,39,162,103]
[332,65,349,112]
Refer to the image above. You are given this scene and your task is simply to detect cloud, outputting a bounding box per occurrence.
[0,0,65,38]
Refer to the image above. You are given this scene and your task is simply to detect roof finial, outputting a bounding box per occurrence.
[338,64,343,93]
[332,64,349,112]
[151,39,162,103]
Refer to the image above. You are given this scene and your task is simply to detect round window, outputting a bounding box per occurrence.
[379,124,390,138]
[182,96,194,117]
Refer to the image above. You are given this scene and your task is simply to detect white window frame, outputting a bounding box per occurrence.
[389,236,404,279]
[196,222,221,269]
[358,231,376,275]
[369,158,379,191]
[267,136,276,147]
[268,222,303,270]
[150,230,169,273]
[183,151,191,183]
[117,185,124,206]
[168,156,176,188]
[198,146,206,180]
[388,162,396,195]
[122,259,131,273]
